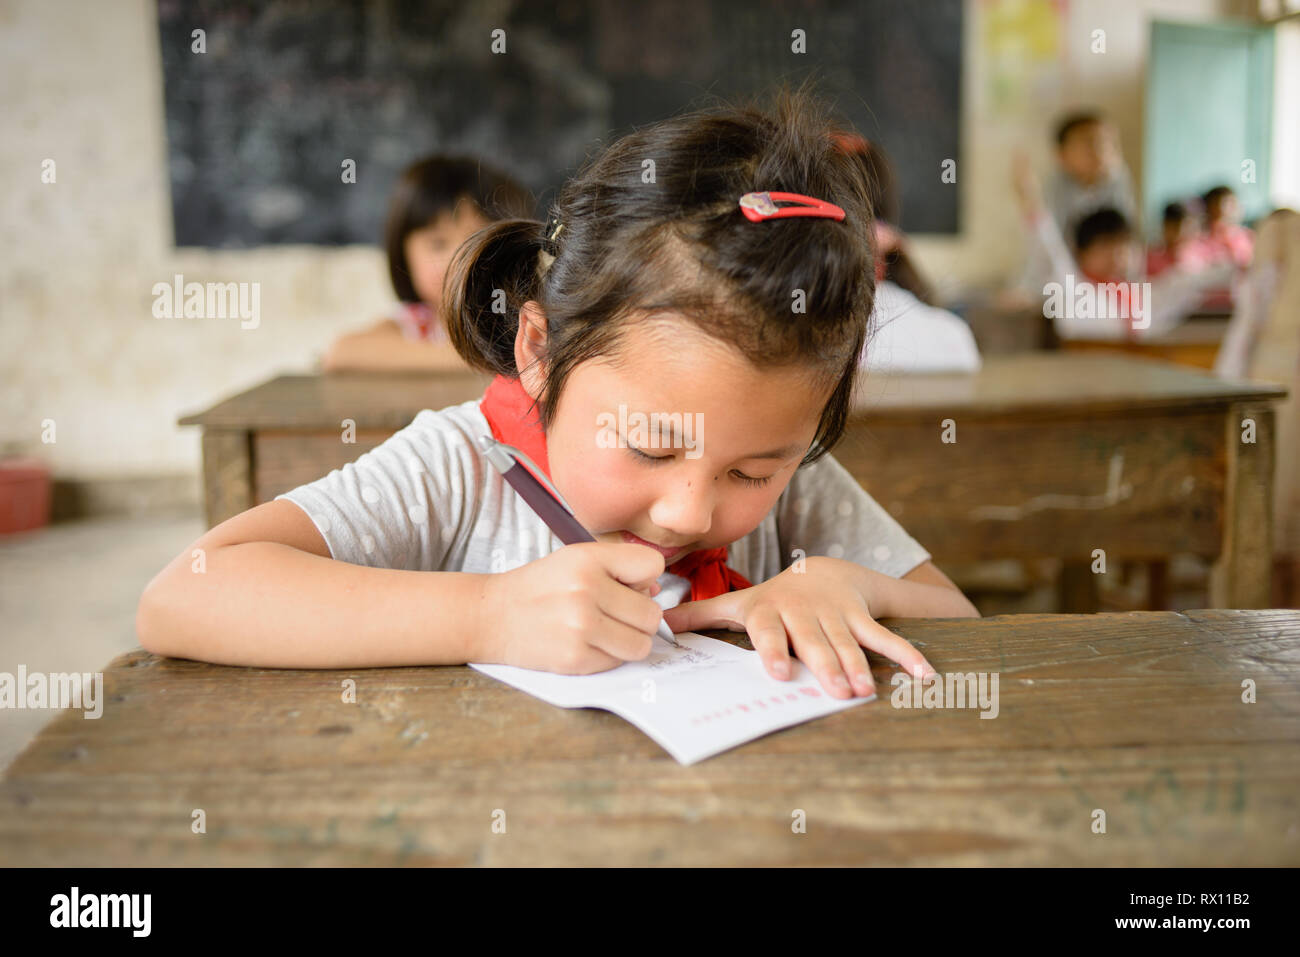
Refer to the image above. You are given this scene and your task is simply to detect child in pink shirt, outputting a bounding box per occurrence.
[323,156,534,372]
[1199,185,1254,269]
[1146,202,1212,278]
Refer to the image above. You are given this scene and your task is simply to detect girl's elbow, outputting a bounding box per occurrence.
[135,574,182,658]
[134,584,165,656]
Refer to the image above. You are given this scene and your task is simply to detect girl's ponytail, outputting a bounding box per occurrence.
[441,219,549,375]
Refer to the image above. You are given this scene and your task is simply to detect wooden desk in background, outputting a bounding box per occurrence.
[179,369,492,527]
[1061,317,1231,371]
[838,353,1284,609]
[1,610,1295,866]
[179,355,1285,609]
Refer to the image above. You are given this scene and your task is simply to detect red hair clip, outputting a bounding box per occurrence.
[739,191,846,223]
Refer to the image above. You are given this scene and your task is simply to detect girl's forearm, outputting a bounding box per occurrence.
[879,576,980,619]
[137,542,492,668]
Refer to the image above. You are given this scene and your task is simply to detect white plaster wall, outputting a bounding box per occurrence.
[0,0,389,479]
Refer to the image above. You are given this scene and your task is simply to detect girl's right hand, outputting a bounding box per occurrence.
[475,543,667,673]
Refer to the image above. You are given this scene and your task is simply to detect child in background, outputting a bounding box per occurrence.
[1213,209,1300,605]
[1146,202,1211,278]
[1199,185,1254,269]
[1014,152,1232,340]
[1044,111,1137,236]
[834,134,981,372]
[139,87,978,700]
[1009,112,1137,303]
[322,156,535,372]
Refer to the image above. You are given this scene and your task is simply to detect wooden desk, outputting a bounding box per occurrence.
[178,370,492,529]
[839,354,1284,608]
[2,610,1295,866]
[180,355,1285,608]
[1061,318,1230,370]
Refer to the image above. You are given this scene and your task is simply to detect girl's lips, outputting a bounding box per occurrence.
[619,531,686,562]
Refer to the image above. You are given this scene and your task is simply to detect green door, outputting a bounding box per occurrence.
[1144,20,1275,237]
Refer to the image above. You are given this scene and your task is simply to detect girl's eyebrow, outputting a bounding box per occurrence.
[743,442,805,461]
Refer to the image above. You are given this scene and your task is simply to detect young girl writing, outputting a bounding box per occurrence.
[322,155,535,372]
[138,88,978,701]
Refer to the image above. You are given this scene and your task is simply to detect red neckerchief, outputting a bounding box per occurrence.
[1081,269,1137,341]
[479,375,752,601]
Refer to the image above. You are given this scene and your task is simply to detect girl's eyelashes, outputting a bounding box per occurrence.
[625,445,774,487]
[733,472,773,488]
[627,445,672,463]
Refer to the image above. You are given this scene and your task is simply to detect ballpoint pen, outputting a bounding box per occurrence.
[476,433,683,648]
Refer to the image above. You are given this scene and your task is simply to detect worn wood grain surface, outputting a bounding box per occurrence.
[848,352,1282,417]
[2,610,1296,866]
[178,369,492,430]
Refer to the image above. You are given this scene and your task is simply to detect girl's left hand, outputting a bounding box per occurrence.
[661,556,937,699]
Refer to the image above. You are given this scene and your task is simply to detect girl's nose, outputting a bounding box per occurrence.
[647,479,714,540]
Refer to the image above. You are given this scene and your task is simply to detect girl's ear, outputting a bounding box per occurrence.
[515,300,548,400]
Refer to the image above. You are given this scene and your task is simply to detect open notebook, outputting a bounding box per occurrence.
[470,631,871,765]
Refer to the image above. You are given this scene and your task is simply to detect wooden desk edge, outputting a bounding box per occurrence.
[79,608,1300,678]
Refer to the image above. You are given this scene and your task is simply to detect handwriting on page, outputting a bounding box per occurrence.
[644,645,720,673]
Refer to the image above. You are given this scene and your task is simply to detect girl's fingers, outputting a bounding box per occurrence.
[745,604,792,680]
[593,573,667,637]
[662,592,743,633]
[847,611,937,681]
[820,614,876,698]
[585,542,666,592]
[585,612,658,663]
[779,607,857,699]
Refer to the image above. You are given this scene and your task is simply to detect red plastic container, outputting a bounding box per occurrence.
[0,458,52,534]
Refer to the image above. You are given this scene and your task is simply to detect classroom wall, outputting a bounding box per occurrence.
[0,0,1263,487]
[1,0,386,493]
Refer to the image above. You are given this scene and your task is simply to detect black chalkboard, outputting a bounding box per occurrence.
[157,0,962,247]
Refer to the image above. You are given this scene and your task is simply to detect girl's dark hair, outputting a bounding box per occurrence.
[384,155,535,303]
[443,83,877,466]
